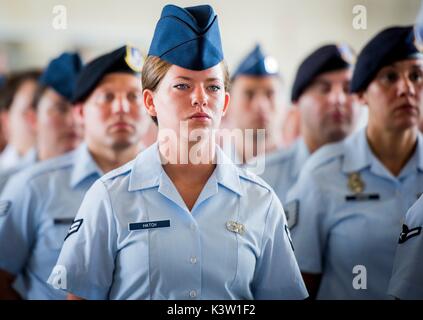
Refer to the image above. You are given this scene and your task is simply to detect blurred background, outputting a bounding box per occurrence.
[0,0,421,92]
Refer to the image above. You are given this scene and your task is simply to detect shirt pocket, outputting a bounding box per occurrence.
[43,218,74,250]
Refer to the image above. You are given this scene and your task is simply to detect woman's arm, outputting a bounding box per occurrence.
[67,293,85,300]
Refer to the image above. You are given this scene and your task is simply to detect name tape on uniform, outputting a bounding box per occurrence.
[345,193,380,201]
[129,220,170,231]
[54,218,75,225]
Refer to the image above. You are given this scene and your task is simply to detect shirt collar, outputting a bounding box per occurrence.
[415,132,423,172]
[291,138,311,178]
[128,142,243,196]
[70,143,103,188]
[342,127,372,173]
[342,127,423,176]
[21,148,38,166]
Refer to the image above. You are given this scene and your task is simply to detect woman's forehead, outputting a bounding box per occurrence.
[166,64,224,81]
[382,58,423,71]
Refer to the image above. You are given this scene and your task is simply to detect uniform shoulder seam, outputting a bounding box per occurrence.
[100,160,135,182]
[238,167,272,191]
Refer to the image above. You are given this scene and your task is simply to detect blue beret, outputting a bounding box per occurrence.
[148,4,224,70]
[72,45,143,104]
[351,26,422,93]
[39,52,83,101]
[232,44,279,80]
[291,44,355,102]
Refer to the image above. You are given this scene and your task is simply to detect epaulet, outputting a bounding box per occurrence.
[302,140,345,173]
[16,150,76,182]
[237,166,272,191]
[263,146,296,167]
[100,159,135,182]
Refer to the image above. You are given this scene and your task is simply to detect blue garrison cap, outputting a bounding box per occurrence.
[148,4,224,70]
[232,44,279,80]
[39,52,83,101]
[72,45,143,104]
[291,44,355,102]
[351,26,423,93]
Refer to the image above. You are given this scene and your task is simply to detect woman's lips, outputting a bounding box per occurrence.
[189,113,211,121]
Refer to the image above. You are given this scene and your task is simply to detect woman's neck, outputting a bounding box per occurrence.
[159,139,217,211]
[159,139,216,180]
[366,125,418,176]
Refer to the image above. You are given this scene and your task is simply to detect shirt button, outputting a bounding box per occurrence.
[190,223,196,231]
[190,256,197,264]
[189,290,197,298]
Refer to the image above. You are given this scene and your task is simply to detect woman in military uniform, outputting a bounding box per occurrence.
[286,25,423,299]
[48,4,308,300]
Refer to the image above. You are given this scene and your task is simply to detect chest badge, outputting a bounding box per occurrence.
[348,172,365,194]
[226,221,245,235]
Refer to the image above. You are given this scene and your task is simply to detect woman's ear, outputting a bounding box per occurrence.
[222,92,230,116]
[143,89,157,117]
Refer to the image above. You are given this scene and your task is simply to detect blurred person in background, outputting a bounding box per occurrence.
[0,52,83,191]
[0,70,41,171]
[221,45,285,164]
[259,44,358,207]
[0,45,148,299]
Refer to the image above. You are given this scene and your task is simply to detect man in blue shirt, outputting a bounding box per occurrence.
[259,44,358,210]
[0,45,149,299]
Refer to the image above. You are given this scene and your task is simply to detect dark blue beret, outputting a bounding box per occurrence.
[351,26,422,93]
[291,44,355,102]
[232,44,279,80]
[39,52,83,101]
[72,45,143,104]
[148,4,224,70]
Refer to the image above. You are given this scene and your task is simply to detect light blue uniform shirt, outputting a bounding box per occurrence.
[0,148,37,193]
[259,138,310,211]
[286,127,423,299]
[0,144,102,299]
[388,195,423,299]
[49,142,308,300]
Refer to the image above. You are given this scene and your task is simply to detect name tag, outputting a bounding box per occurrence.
[129,219,170,231]
[54,218,75,225]
[345,193,380,201]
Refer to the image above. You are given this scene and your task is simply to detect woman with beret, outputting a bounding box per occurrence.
[285,25,423,299]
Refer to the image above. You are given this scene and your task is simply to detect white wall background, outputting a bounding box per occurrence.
[0,0,420,93]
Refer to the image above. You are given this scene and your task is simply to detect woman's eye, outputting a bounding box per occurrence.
[174,84,190,90]
[208,85,221,92]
